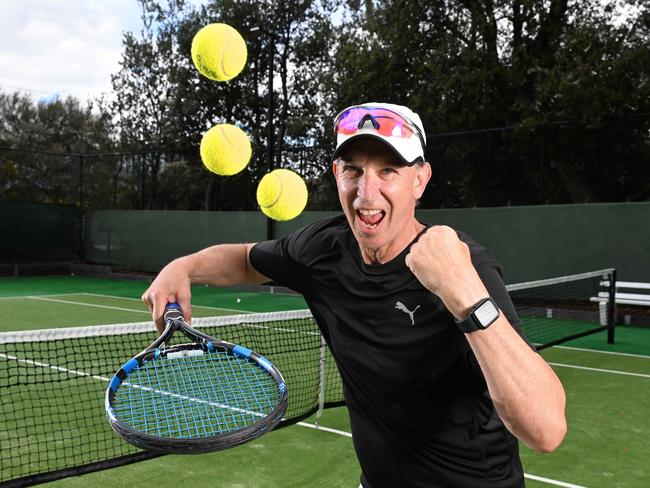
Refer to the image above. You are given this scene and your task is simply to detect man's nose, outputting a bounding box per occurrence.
[357,172,381,201]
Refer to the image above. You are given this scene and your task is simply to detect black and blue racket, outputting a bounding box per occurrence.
[105,303,287,453]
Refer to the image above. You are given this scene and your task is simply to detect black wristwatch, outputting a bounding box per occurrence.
[455,297,500,333]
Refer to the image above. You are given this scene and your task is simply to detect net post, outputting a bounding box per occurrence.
[314,335,327,428]
[607,268,617,344]
[78,153,86,261]
[506,268,620,349]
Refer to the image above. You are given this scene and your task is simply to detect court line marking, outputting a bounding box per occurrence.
[0,293,82,300]
[0,352,589,488]
[24,295,254,316]
[297,421,352,437]
[0,352,112,383]
[549,362,650,378]
[553,345,650,359]
[523,473,587,488]
[1,292,300,317]
[26,296,154,314]
[81,292,257,314]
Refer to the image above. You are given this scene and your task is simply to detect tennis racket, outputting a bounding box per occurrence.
[105,302,288,453]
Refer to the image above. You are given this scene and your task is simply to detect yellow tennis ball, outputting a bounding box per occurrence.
[200,124,252,176]
[257,169,308,221]
[191,23,247,81]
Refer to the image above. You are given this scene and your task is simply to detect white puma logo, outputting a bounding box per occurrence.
[395,301,420,326]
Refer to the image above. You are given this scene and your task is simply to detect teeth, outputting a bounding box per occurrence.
[358,209,383,215]
[363,223,378,229]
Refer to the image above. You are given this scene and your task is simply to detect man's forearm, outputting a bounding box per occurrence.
[404,225,567,452]
[179,243,268,287]
[465,316,567,453]
[410,243,566,452]
[142,243,269,331]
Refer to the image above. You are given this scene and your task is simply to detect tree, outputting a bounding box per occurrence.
[109,0,339,211]
[321,0,650,207]
[0,92,116,205]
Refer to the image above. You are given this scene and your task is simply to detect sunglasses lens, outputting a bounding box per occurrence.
[336,109,362,134]
[373,116,414,138]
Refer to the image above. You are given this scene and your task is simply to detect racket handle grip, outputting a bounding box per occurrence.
[164,302,184,325]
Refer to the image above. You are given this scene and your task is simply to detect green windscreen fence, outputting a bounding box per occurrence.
[0,202,76,262]
[85,210,268,272]
[415,203,649,283]
[278,204,649,282]
[83,202,648,281]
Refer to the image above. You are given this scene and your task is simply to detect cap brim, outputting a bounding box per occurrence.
[332,134,422,166]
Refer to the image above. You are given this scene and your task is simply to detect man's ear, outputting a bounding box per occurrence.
[413,162,432,199]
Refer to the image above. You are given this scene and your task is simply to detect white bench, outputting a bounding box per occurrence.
[592,281,650,325]
[596,281,650,307]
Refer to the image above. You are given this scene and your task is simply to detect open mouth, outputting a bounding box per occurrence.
[356,208,386,230]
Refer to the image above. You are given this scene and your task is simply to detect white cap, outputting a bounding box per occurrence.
[332,102,426,166]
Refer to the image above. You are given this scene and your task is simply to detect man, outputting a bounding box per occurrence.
[142,103,566,487]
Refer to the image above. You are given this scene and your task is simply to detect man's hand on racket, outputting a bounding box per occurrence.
[142,257,193,333]
[405,225,488,320]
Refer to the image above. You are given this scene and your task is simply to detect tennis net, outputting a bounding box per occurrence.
[0,268,615,486]
[506,268,616,348]
[0,310,343,487]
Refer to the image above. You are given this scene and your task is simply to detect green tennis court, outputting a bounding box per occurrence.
[2,276,649,488]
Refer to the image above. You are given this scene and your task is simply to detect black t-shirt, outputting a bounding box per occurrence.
[250,214,530,488]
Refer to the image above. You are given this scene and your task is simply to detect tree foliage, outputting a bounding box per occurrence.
[0,93,116,204]
[109,0,339,210]
[325,0,650,207]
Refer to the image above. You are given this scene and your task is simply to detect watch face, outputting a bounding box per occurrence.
[475,300,499,327]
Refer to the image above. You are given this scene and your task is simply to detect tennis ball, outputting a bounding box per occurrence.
[200,124,252,176]
[257,169,308,221]
[191,23,247,81]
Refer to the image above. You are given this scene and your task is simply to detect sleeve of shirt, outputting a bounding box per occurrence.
[248,223,315,294]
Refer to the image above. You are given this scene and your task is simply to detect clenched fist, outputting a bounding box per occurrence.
[405,225,489,320]
[142,257,193,334]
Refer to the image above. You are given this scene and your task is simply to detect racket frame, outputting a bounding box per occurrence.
[105,304,288,453]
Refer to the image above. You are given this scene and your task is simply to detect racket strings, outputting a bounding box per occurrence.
[112,350,280,439]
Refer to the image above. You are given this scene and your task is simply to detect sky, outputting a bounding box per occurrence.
[0,0,161,104]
